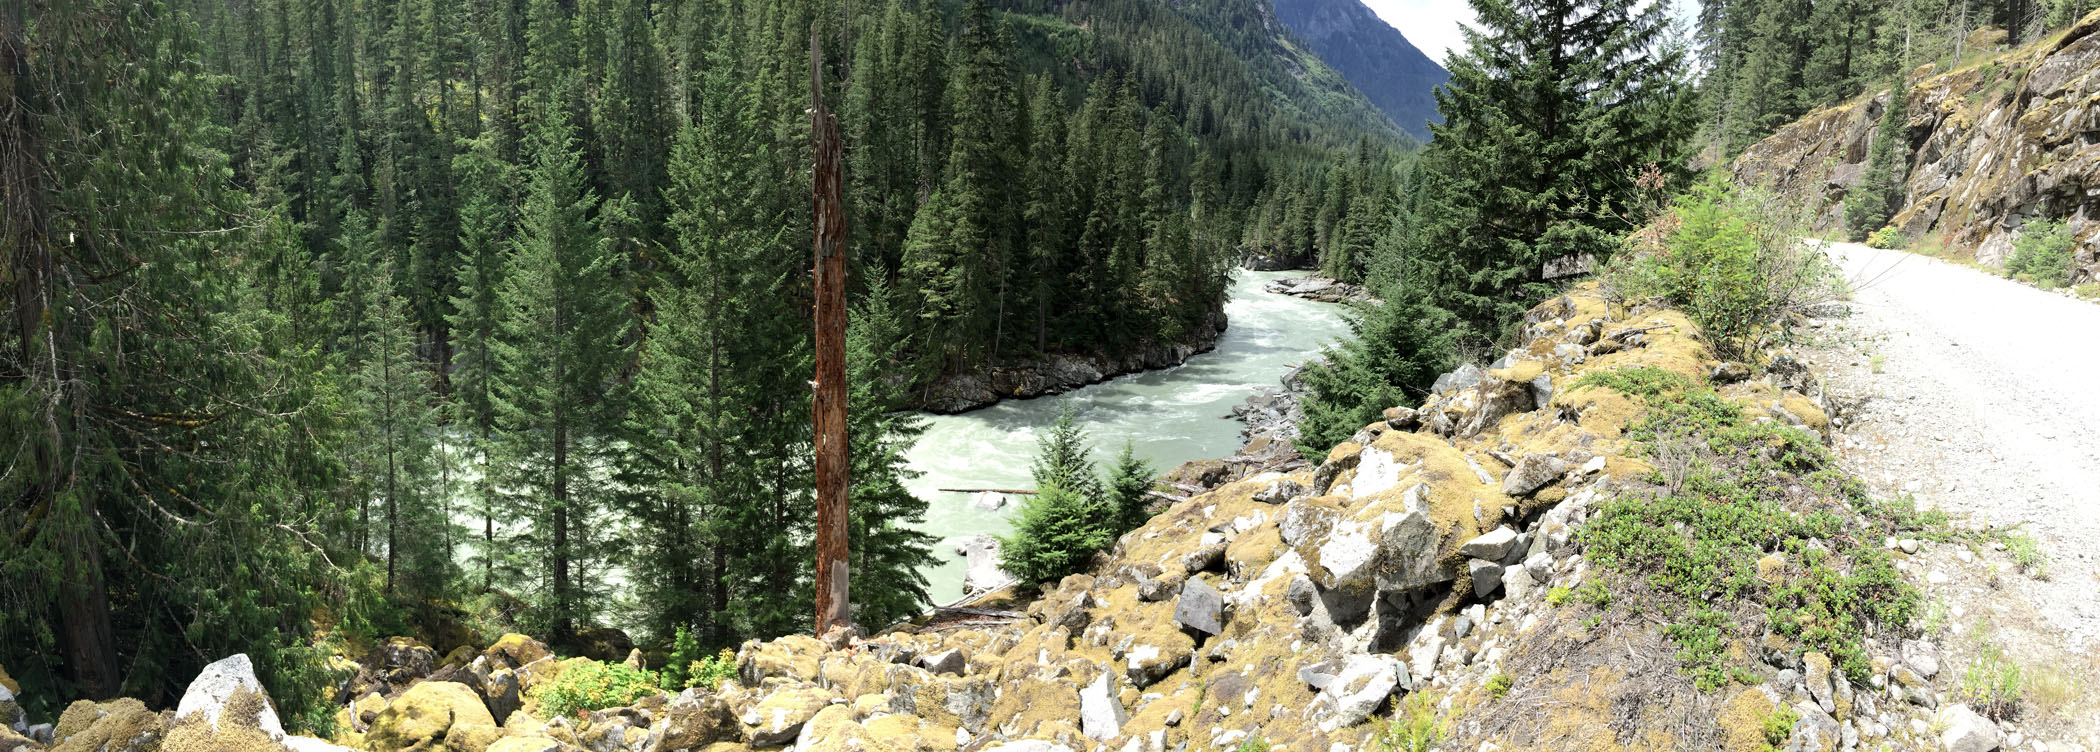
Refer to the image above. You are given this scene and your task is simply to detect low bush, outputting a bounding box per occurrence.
[2005,219,2077,289]
[1959,642,2024,721]
[1866,226,1907,249]
[1605,180,1842,361]
[1375,692,1444,752]
[1577,373,1924,688]
[533,659,662,718]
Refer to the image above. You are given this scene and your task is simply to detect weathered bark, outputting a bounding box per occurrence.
[810,29,851,636]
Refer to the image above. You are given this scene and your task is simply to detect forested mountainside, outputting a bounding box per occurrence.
[1697,0,2100,153]
[1270,0,1449,141]
[1733,8,2100,277]
[0,0,1410,718]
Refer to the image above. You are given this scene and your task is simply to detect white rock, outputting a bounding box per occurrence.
[1936,704,2004,752]
[1080,672,1127,742]
[284,737,356,752]
[1313,655,1409,732]
[175,654,285,740]
[1458,527,1521,560]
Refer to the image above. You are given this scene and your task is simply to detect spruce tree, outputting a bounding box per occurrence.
[493,97,630,643]
[1845,79,1913,240]
[450,131,516,593]
[1103,442,1158,537]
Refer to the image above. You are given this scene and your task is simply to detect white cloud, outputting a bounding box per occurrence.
[1355,1,1698,69]
[1357,0,1478,68]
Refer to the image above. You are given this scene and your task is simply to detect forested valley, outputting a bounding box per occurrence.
[6,0,2098,738]
[0,0,1408,719]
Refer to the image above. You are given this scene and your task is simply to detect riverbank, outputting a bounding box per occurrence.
[903,270,1354,604]
[911,310,1229,414]
[1265,274,1376,303]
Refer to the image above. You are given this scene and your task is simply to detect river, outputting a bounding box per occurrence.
[902,269,1355,605]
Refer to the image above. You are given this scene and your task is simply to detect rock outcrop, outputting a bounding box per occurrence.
[916,312,1228,414]
[1734,9,2100,278]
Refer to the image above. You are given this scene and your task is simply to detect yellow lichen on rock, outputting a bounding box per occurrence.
[365,681,496,752]
[51,698,164,752]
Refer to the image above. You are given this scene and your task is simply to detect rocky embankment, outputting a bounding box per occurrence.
[915,313,1228,414]
[1733,9,2100,272]
[1262,276,1374,304]
[9,287,2080,752]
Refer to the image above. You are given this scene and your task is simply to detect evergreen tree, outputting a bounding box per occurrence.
[450,130,517,593]
[1844,79,1913,239]
[493,99,630,643]
[1410,0,1696,343]
[1103,442,1158,537]
[844,271,939,629]
[1029,407,1105,502]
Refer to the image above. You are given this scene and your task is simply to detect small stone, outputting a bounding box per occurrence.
[1928,570,1951,584]
[1900,539,1922,554]
[1579,456,1606,474]
[1902,640,1941,679]
[1712,362,1752,383]
[917,649,966,677]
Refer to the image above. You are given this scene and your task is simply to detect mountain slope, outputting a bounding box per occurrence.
[1269,0,1449,140]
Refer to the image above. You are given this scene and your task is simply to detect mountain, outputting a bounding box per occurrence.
[1267,0,1449,140]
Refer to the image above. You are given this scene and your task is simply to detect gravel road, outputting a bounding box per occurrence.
[1805,241,2100,651]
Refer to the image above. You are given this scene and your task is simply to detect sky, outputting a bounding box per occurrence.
[1359,1,1699,68]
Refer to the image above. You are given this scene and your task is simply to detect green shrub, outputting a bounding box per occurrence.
[1605,180,1840,361]
[1763,705,1799,747]
[1959,643,2024,721]
[1866,226,1907,249]
[2005,219,2077,289]
[1578,381,1922,688]
[1375,692,1444,752]
[684,649,737,691]
[1486,672,1512,698]
[533,659,662,718]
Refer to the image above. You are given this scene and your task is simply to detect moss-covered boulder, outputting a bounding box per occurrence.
[482,737,559,752]
[161,686,291,752]
[366,682,496,752]
[482,636,551,673]
[51,698,164,752]
[739,686,837,747]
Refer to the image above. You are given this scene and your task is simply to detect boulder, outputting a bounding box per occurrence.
[1310,655,1409,732]
[955,536,1016,595]
[51,698,163,752]
[1501,454,1570,496]
[283,736,357,752]
[643,689,735,752]
[1077,672,1126,742]
[573,627,633,662]
[486,737,561,752]
[1179,544,1227,574]
[1172,578,1224,636]
[1468,559,1505,598]
[1432,363,1485,395]
[484,635,553,672]
[366,681,496,752]
[1382,406,1420,430]
[1936,704,2003,752]
[0,682,21,736]
[465,660,523,725]
[364,638,439,690]
[1251,479,1308,505]
[1123,640,1193,689]
[741,686,837,748]
[1030,576,1095,633]
[173,654,285,740]
[968,492,1009,512]
[916,649,966,677]
[1802,652,1836,714]
[1458,527,1520,561]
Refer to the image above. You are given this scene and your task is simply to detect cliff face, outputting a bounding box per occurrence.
[1269,0,1448,141]
[1732,9,2100,272]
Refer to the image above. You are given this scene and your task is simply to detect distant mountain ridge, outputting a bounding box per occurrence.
[1268,0,1448,140]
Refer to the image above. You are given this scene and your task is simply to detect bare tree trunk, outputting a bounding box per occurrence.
[810,28,851,637]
